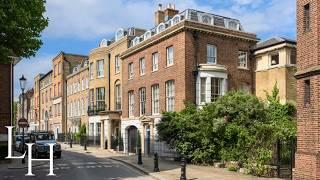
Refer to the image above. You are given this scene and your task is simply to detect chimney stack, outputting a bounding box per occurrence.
[164,3,179,21]
[155,3,165,25]
[155,3,179,25]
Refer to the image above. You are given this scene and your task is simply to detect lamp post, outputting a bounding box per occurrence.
[19,75,27,164]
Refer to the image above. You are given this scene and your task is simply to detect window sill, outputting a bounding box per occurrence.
[97,76,105,79]
[165,64,174,68]
[238,67,249,70]
[152,69,158,73]
[115,72,120,75]
[140,74,145,76]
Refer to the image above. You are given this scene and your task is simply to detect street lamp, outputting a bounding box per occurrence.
[19,75,27,164]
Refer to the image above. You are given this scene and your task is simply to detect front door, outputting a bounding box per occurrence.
[127,126,137,153]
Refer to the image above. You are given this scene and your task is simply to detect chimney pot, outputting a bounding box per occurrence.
[167,4,171,9]
[158,3,162,11]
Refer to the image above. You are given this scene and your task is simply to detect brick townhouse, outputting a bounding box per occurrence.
[253,37,297,104]
[33,73,43,131]
[39,70,53,132]
[66,59,89,133]
[88,27,145,149]
[295,0,320,179]
[17,89,35,132]
[50,52,88,138]
[120,5,259,153]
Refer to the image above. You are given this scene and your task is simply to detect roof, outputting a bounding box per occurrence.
[39,70,53,81]
[253,37,296,51]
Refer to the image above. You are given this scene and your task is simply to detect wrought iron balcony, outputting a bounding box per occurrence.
[87,103,107,116]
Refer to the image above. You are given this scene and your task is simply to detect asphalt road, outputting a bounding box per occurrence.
[1,150,153,180]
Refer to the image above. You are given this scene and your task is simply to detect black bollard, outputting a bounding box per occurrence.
[180,156,186,180]
[138,148,143,165]
[154,153,160,172]
[70,137,73,148]
[84,136,87,151]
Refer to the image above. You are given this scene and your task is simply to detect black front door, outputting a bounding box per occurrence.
[127,126,137,153]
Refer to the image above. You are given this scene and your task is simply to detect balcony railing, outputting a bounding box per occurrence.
[87,103,107,116]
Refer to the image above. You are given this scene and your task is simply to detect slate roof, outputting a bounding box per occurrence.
[253,37,296,51]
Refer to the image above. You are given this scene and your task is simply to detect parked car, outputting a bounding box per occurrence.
[15,135,30,153]
[29,131,61,158]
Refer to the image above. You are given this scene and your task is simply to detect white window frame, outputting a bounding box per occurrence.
[89,63,94,79]
[139,88,146,116]
[128,91,134,117]
[270,52,280,66]
[96,59,104,78]
[115,55,120,74]
[152,84,160,115]
[128,62,134,79]
[200,77,207,103]
[211,77,223,102]
[207,44,217,64]
[238,51,248,69]
[152,52,159,71]
[139,58,145,75]
[157,23,166,33]
[166,80,175,112]
[166,46,174,66]
[115,83,121,110]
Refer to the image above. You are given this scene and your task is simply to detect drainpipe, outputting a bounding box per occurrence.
[108,53,111,111]
[192,31,199,104]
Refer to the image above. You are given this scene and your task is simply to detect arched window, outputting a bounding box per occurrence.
[133,37,140,46]
[144,31,152,40]
[100,39,108,47]
[202,15,212,24]
[157,23,166,33]
[228,21,238,30]
[115,28,124,41]
[172,15,181,25]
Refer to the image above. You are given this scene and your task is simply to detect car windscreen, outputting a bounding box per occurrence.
[36,134,50,140]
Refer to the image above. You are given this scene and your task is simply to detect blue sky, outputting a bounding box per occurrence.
[13,0,296,99]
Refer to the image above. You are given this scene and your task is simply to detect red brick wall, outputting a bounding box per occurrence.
[121,29,256,119]
[295,0,320,179]
[0,63,12,144]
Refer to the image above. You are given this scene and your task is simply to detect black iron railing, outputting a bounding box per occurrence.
[87,103,107,116]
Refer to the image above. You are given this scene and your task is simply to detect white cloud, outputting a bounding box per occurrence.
[14,54,54,99]
[43,0,296,40]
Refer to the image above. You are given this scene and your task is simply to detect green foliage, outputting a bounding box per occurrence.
[75,123,86,142]
[0,0,48,63]
[157,86,296,175]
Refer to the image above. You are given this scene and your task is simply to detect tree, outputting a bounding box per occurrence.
[0,0,48,63]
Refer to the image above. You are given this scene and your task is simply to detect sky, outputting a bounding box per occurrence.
[13,0,296,99]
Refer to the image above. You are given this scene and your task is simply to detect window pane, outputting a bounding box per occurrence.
[139,88,146,115]
[152,53,158,71]
[238,51,248,68]
[152,85,159,114]
[207,44,216,64]
[271,53,279,66]
[166,46,174,66]
[140,58,145,75]
[211,78,222,102]
[200,78,206,103]
[166,81,175,111]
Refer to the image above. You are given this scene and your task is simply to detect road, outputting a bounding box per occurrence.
[0,150,153,180]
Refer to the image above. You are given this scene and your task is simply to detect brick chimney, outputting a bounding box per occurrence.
[155,4,165,25]
[164,4,179,21]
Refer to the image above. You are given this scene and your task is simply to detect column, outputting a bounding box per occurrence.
[107,120,112,150]
[100,120,104,149]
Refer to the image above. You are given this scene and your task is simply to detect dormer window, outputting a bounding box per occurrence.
[202,15,212,24]
[100,39,108,47]
[144,31,152,40]
[172,15,180,25]
[157,23,166,33]
[115,28,124,41]
[228,21,238,30]
[133,37,140,46]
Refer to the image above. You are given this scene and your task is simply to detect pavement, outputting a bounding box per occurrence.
[61,144,286,180]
